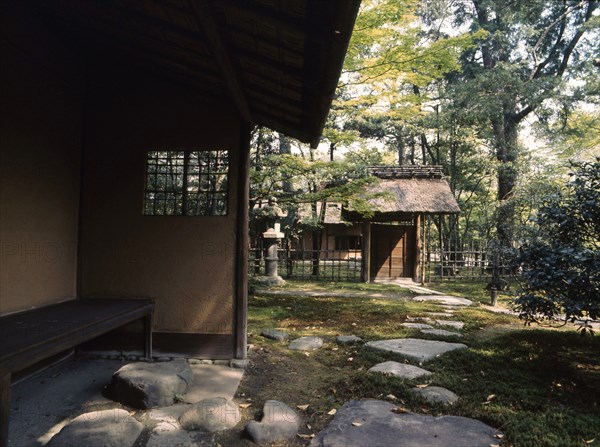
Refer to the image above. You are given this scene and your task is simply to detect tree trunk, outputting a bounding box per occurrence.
[492,114,519,247]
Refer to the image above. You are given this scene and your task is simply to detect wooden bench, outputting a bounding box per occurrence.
[0,298,153,447]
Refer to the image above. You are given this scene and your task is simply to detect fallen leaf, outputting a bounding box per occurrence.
[391,407,409,414]
[304,352,310,357]
[297,433,315,440]
[351,421,363,427]
[415,384,429,389]
[332,347,339,351]
[306,424,312,430]
[297,404,309,411]
[585,439,595,445]
[239,403,252,409]
[347,357,354,362]
[486,394,496,401]
[489,444,500,447]
[494,434,505,439]
[385,394,398,400]
[327,409,337,415]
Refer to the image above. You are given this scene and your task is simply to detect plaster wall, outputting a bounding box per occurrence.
[0,2,83,315]
[79,74,240,334]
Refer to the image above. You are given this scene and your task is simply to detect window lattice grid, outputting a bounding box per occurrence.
[144,150,229,216]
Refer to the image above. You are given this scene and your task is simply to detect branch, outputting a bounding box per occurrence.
[556,1,598,78]
[529,1,573,81]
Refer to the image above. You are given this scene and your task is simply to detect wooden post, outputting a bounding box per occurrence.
[421,215,427,285]
[414,214,421,283]
[361,222,371,282]
[1,372,10,447]
[144,313,153,360]
[235,123,251,359]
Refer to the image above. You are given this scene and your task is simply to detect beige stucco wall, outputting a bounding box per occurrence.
[79,75,240,334]
[0,2,83,315]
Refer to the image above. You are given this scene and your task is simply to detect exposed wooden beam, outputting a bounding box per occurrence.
[188,0,253,123]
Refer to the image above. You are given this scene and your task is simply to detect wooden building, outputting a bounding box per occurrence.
[299,166,460,281]
[0,0,361,360]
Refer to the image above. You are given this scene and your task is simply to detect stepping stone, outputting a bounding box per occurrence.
[421,329,463,338]
[365,338,467,363]
[308,400,501,447]
[108,359,193,409]
[425,312,454,317]
[337,335,363,345]
[414,295,473,306]
[46,409,143,447]
[368,361,431,380]
[261,329,290,341]
[410,386,459,405]
[435,320,465,330]
[406,316,435,324]
[179,397,240,432]
[402,322,434,330]
[289,336,324,351]
[147,422,214,447]
[246,400,301,444]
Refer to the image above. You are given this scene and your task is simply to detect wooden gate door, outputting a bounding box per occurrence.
[370,224,416,279]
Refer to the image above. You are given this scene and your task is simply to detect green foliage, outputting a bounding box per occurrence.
[515,159,600,327]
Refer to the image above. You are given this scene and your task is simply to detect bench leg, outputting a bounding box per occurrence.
[144,314,153,360]
[1,372,10,447]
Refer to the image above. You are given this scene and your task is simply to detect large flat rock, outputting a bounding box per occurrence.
[108,359,193,409]
[365,338,467,363]
[309,400,500,447]
[179,397,241,432]
[289,336,324,351]
[401,322,434,330]
[413,295,473,306]
[421,329,463,338]
[46,409,143,447]
[435,320,465,330]
[368,361,431,380]
[246,400,301,444]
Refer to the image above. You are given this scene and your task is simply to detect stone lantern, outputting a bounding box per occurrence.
[255,198,286,286]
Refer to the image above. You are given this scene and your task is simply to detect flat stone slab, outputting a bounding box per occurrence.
[246,400,301,444]
[368,361,431,380]
[413,295,473,306]
[426,312,454,317]
[401,322,434,330]
[289,336,324,351]
[410,386,459,405]
[47,409,143,447]
[261,329,290,341]
[309,400,500,447]
[365,338,468,363]
[180,397,240,432]
[108,359,193,409]
[337,335,363,345]
[406,316,435,324]
[147,422,214,447]
[435,320,465,330]
[421,329,463,338]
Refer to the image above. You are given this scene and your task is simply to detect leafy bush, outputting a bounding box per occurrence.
[514,159,599,330]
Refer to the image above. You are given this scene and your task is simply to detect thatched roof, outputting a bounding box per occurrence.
[360,178,460,214]
[353,165,460,216]
[298,166,459,224]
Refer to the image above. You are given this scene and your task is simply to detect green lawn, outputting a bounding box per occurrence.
[220,281,600,447]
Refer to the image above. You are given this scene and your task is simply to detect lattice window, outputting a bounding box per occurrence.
[144,150,229,216]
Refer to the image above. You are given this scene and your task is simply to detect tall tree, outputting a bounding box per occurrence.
[446,0,599,245]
